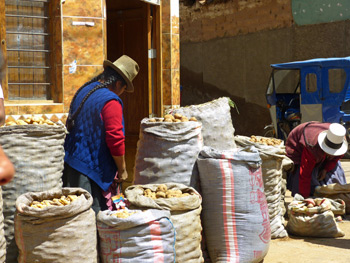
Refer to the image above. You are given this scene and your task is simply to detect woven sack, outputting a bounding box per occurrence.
[0,125,66,262]
[97,209,175,262]
[197,146,270,263]
[134,118,203,190]
[125,183,203,263]
[15,187,98,263]
[168,97,236,151]
[315,183,350,214]
[0,187,5,262]
[235,135,294,238]
[286,194,345,238]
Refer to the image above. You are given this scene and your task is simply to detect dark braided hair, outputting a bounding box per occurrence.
[66,67,126,131]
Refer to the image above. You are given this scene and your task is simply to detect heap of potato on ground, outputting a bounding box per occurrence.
[30,194,78,209]
[143,184,193,199]
[249,135,282,146]
[4,115,57,126]
[148,113,197,123]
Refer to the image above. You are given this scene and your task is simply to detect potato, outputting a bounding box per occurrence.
[164,114,175,120]
[156,184,167,192]
[189,117,197,121]
[156,191,166,198]
[174,113,183,120]
[148,118,156,122]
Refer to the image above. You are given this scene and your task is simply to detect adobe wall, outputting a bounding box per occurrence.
[179,0,350,136]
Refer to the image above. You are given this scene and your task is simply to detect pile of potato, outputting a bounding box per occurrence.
[30,195,78,209]
[112,209,138,219]
[148,113,197,123]
[249,135,282,146]
[143,184,192,199]
[4,115,57,126]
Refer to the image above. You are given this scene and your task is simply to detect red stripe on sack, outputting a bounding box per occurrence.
[16,219,26,263]
[227,160,239,261]
[149,220,164,263]
[220,159,231,261]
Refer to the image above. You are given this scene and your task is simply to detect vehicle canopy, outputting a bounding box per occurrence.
[266,56,350,138]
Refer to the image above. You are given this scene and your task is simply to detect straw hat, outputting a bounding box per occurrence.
[318,123,348,156]
[103,55,139,92]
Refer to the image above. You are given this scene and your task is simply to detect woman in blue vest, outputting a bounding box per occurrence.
[63,55,139,213]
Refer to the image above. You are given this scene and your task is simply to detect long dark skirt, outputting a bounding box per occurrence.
[287,160,347,197]
[63,163,107,213]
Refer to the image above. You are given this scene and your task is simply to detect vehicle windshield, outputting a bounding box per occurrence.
[267,69,300,95]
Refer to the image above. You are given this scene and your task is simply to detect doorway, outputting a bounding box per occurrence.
[106,0,161,186]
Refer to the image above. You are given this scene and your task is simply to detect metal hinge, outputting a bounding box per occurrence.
[148,49,156,59]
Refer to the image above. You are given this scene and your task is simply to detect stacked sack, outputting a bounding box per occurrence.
[134,115,203,189]
[197,146,270,263]
[168,97,237,151]
[125,183,203,263]
[15,188,98,262]
[235,135,293,238]
[0,122,66,262]
[97,209,175,262]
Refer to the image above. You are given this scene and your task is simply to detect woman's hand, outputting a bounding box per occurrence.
[317,169,327,181]
[115,169,128,183]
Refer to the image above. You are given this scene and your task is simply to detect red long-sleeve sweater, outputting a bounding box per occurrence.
[286,122,341,197]
[101,100,125,156]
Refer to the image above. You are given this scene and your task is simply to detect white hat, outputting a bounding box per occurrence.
[318,123,348,156]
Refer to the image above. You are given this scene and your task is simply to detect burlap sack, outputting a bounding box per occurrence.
[125,183,203,263]
[15,187,98,263]
[0,125,66,263]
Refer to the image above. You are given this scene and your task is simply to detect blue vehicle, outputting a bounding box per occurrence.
[265,57,350,145]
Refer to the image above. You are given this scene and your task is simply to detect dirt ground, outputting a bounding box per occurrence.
[264,160,350,263]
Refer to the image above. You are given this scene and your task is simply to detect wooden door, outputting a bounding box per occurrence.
[106,1,150,187]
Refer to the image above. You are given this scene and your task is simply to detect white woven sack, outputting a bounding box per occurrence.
[286,195,345,238]
[125,183,204,263]
[168,97,236,151]
[197,146,270,263]
[315,183,350,214]
[97,209,175,263]
[0,187,5,262]
[235,135,293,238]
[134,118,203,189]
[0,125,66,263]
[15,187,98,263]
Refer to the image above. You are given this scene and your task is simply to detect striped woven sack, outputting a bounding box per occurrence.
[197,146,270,263]
[97,209,175,263]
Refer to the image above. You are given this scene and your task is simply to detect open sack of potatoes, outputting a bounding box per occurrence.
[286,194,346,238]
[125,183,204,263]
[15,187,98,263]
[314,183,350,214]
[134,116,203,190]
